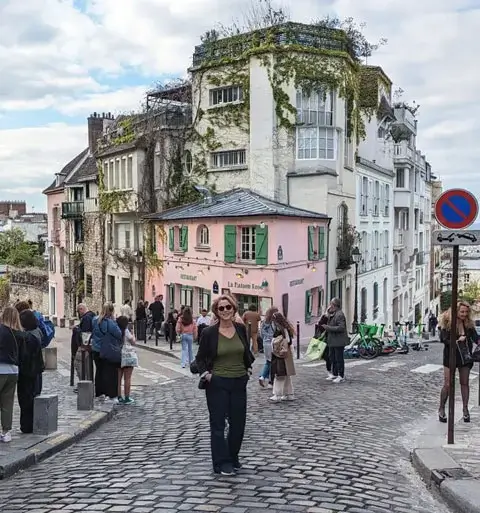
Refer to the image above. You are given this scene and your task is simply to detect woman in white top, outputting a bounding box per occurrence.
[116,316,137,404]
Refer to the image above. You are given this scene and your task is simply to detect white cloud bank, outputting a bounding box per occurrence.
[0,0,478,208]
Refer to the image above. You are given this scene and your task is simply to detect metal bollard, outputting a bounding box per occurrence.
[70,355,75,387]
[296,321,300,359]
[248,321,252,352]
[81,349,86,380]
[169,324,173,351]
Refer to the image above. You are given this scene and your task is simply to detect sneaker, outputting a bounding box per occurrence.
[123,397,135,405]
[258,377,265,388]
[270,395,281,402]
[233,460,242,471]
[220,464,235,476]
[326,373,335,381]
[333,376,345,384]
[1,431,12,443]
[267,383,273,389]
[282,395,295,401]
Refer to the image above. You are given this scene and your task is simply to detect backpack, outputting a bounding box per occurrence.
[33,311,55,348]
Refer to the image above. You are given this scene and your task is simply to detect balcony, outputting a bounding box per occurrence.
[394,190,411,209]
[393,141,414,163]
[393,106,417,135]
[394,230,405,250]
[61,201,84,219]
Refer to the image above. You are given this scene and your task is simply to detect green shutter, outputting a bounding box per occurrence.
[308,225,315,260]
[305,290,312,323]
[255,225,268,265]
[318,226,326,259]
[224,225,237,263]
[168,227,174,251]
[180,226,188,252]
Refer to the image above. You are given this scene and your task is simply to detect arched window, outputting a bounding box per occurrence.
[197,224,210,247]
[184,150,193,175]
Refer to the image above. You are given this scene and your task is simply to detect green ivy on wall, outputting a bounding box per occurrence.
[97,163,131,214]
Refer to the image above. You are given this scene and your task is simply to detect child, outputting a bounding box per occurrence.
[116,316,137,404]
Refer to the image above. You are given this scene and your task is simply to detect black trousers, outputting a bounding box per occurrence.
[93,351,118,399]
[17,376,37,433]
[324,348,332,372]
[206,375,248,471]
[330,347,345,378]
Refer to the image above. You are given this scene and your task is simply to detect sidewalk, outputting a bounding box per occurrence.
[412,383,480,513]
[0,367,115,480]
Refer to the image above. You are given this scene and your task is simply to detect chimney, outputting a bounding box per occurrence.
[88,113,104,154]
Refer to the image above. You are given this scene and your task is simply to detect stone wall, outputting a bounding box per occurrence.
[8,267,49,315]
[83,212,105,314]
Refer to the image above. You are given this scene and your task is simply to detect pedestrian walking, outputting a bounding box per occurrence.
[17,309,44,433]
[322,298,349,383]
[242,304,261,354]
[135,300,147,341]
[120,300,133,321]
[176,307,197,368]
[193,294,254,476]
[259,306,278,388]
[165,310,179,345]
[196,308,211,342]
[0,307,22,442]
[92,303,123,403]
[438,301,480,423]
[148,295,165,339]
[270,312,296,402]
[116,316,138,405]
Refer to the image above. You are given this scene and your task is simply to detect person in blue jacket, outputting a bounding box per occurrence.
[91,303,122,404]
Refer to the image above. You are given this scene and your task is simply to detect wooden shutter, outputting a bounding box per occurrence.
[305,290,312,323]
[224,225,237,263]
[255,225,268,265]
[308,225,315,260]
[168,227,174,251]
[318,226,326,259]
[180,226,188,252]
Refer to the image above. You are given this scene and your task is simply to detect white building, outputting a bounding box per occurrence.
[190,22,358,325]
[0,213,47,243]
[392,105,433,324]
[355,67,395,326]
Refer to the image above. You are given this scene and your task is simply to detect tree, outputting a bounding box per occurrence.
[0,229,44,268]
[461,281,480,304]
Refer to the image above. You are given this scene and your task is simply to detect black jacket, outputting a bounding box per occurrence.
[0,324,23,366]
[79,311,95,332]
[193,322,255,376]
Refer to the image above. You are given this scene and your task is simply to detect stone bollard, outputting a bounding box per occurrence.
[77,381,94,411]
[59,318,66,328]
[33,395,59,435]
[68,318,76,329]
[42,347,57,370]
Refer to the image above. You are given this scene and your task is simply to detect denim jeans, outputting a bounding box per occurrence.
[260,360,271,380]
[206,375,248,471]
[181,333,194,367]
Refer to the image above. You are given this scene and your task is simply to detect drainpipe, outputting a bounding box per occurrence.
[325,217,332,304]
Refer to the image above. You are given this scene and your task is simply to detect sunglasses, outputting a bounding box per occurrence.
[218,304,233,312]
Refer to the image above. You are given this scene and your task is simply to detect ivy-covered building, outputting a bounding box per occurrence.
[188,22,367,326]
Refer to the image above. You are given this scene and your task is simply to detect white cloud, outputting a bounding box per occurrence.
[0,0,479,209]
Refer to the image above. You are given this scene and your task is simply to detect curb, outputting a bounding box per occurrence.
[411,447,480,513]
[0,406,115,480]
[136,343,181,360]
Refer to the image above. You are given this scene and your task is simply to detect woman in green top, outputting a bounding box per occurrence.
[193,294,255,476]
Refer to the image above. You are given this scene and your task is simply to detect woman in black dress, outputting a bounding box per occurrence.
[438,301,479,423]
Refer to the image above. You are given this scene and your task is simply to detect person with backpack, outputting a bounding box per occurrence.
[270,312,296,402]
[17,309,45,433]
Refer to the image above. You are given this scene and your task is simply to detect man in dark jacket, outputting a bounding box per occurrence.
[148,295,165,339]
[72,303,95,389]
[321,298,349,384]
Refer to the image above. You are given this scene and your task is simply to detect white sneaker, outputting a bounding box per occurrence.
[333,376,345,384]
[1,431,12,443]
[281,395,295,401]
[270,395,281,402]
[326,373,335,381]
[267,384,273,389]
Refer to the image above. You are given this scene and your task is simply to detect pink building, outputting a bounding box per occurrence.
[146,189,330,342]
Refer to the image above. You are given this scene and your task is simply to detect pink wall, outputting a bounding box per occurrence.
[47,191,66,319]
[146,215,328,343]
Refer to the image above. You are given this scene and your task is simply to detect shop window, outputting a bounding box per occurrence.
[224,224,268,265]
[180,286,193,307]
[308,225,326,261]
[196,225,210,248]
[199,289,211,312]
[169,225,188,252]
[305,287,323,323]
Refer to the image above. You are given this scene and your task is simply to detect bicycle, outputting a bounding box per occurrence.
[348,323,383,359]
[381,323,409,354]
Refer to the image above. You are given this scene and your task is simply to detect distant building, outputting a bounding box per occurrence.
[0,213,47,243]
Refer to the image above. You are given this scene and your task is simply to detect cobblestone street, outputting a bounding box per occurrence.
[0,345,466,512]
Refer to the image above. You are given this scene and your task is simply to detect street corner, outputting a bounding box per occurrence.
[0,401,116,480]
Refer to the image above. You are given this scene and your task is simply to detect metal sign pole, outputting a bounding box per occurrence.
[447,244,459,445]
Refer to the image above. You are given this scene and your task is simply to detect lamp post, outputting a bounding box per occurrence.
[351,246,362,333]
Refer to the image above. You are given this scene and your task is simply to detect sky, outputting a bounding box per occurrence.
[0,0,478,213]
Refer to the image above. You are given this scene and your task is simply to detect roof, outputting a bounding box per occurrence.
[43,148,89,194]
[146,188,330,222]
[65,154,97,185]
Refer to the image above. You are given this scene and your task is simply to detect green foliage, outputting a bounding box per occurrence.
[165,146,203,209]
[97,163,131,214]
[440,291,452,312]
[460,281,480,304]
[111,117,136,146]
[0,229,44,268]
[0,275,10,306]
[144,224,164,279]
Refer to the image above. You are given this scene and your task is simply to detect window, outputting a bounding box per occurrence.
[307,225,326,260]
[296,89,336,160]
[360,287,367,322]
[465,273,470,283]
[197,225,210,247]
[374,181,380,216]
[126,156,133,189]
[108,160,114,190]
[180,286,193,307]
[49,247,56,273]
[114,159,120,189]
[59,249,65,274]
[241,227,256,261]
[122,278,130,303]
[199,289,211,311]
[360,177,368,216]
[373,283,379,319]
[211,150,246,169]
[210,86,243,106]
[114,223,132,250]
[108,275,115,303]
[125,229,131,250]
[305,289,314,323]
[120,158,126,189]
[396,168,405,188]
[73,219,83,243]
[384,230,389,265]
[384,185,390,216]
[86,274,93,295]
[104,162,110,190]
[169,225,188,253]
[373,231,379,269]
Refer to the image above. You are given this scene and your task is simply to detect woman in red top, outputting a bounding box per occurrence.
[176,307,197,368]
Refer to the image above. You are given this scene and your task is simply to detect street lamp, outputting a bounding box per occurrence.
[351,246,362,333]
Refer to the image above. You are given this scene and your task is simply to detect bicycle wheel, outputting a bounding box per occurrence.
[358,340,380,359]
